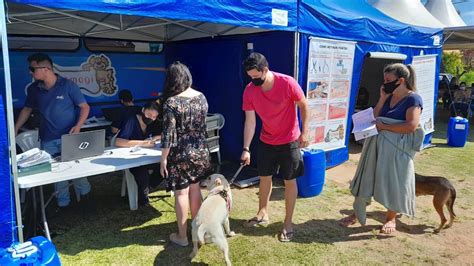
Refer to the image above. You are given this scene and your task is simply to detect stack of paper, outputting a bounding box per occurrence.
[16,148,52,168]
[352,107,378,141]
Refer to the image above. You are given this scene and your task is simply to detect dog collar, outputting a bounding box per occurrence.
[207,188,231,213]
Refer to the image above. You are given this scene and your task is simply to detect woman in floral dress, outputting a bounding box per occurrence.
[160,61,212,247]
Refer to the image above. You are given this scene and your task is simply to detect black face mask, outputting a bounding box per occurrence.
[251,75,265,86]
[383,79,400,94]
[141,113,154,125]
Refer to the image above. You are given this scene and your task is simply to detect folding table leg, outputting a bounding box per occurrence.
[124,169,138,210]
[38,186,51,241]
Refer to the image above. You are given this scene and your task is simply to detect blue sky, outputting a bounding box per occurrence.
[453,0,474,25]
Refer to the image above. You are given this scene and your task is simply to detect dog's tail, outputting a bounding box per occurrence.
[447,185,457,219]
[197,225,206,245]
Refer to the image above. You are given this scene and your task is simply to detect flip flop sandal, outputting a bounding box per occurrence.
[279,231,294,242]
[379,221,397,234]
[244,217,269,227]
[338,215,357,227]
[169,233,189,247]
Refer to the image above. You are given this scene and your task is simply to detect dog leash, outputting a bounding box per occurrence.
[230,162,245,184]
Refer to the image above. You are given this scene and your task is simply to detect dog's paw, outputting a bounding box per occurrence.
[227,231,236,237]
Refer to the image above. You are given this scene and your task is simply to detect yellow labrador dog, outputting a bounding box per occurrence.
[190,174,235,266]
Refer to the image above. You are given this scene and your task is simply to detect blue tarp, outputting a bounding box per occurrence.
[9,0,297,32]
[0,95,17,248]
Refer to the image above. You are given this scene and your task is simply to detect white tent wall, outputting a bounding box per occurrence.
[425,0,466,27]
[368,0,446,28]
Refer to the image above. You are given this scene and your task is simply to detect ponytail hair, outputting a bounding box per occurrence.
[383,63,417,91]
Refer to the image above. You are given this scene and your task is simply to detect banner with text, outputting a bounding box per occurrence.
[412,55,437,134]
[306,37,356,151]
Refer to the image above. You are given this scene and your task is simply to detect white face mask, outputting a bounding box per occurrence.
[460,86,466,90]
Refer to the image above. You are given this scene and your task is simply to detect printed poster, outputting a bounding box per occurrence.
[306,37,356,151]
[412,55,437,134]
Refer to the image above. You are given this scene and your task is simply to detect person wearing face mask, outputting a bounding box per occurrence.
[241,52,309,242]
[339,63,424,235]
[451,82,470,117]
[115,101,162,206]
[15,53,91,210]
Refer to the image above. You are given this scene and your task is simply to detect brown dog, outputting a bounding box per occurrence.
[415,173,456,233]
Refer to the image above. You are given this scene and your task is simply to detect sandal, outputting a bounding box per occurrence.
[169,233,189,247]
[380,220,396,234]
[338,214,357,227]
[244,216,269,227]
[278,231,294,242]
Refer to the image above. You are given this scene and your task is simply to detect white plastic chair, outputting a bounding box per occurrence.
[206,113,225,164]
[16,130,41,152]
[16,130,41,203]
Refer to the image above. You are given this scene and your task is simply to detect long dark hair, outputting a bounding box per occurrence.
[383,63,417,91]
[162,61,193,102]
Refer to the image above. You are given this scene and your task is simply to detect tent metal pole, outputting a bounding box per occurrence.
[8,9,77,17]
[294,31,300,81]
[30,5,120,30]
[10,17,80,36]
[0,0,24,242]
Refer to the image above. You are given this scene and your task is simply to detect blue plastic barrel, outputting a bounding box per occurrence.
[447,117,469,147]
[297,149,326,198]
[0,236,61,265]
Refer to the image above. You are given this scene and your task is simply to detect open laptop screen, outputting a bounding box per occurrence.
[60,129,105,162]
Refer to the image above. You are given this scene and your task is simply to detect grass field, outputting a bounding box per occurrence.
[40,109,474,265]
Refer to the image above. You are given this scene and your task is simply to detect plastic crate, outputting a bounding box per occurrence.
[206,136,220,150]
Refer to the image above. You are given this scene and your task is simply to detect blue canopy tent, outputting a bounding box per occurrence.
[0,0,443,244]
[297,0,443,166]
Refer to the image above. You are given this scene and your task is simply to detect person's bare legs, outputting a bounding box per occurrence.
[189,182,202,219]
[283,179,297,233]
[380,210,397,234]
[257,175,272,220]
[171,187,190,245]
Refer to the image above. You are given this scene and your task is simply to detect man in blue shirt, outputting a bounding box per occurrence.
[15,53,91,208]
[110,89,141,134]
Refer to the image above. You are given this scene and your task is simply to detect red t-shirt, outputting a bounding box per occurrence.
[242,72,304,145]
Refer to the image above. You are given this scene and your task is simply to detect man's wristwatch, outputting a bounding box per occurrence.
[243,147,251,154]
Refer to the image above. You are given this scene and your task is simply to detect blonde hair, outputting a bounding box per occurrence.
[383,63,416,91]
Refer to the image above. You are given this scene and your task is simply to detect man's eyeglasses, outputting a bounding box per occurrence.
[28,66,48,72]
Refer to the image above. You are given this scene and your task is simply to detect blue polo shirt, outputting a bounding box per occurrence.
[117,115,152,141]
[25,75,86,141]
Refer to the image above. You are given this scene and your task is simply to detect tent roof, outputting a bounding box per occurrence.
[298,0,443,48]
[425,0,466,27]
[5,0,296,41]
[444,26,474,50]
[368,0,445,29]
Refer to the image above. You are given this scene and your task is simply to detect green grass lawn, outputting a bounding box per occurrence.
[43,110,474,265]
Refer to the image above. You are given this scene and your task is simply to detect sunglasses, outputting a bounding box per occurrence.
[28,66,48,72]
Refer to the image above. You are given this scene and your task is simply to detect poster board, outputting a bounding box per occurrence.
[306,37,356,151]
[412,55,437,134]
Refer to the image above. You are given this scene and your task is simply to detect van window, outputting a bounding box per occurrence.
[8,36,80,51]
[84,38,163,53]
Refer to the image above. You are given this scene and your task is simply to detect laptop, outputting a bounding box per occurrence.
[60,129,105,162]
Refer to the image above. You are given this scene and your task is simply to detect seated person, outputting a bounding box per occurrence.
[451,82,470,117]
[115,101,161,206]
[111,89,142,134]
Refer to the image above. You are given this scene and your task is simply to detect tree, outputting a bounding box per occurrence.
[441,50,474,82]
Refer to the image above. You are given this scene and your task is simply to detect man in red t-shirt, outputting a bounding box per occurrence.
[241,52,309,242]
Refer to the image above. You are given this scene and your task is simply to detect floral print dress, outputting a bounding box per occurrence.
[161,93,212,191]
